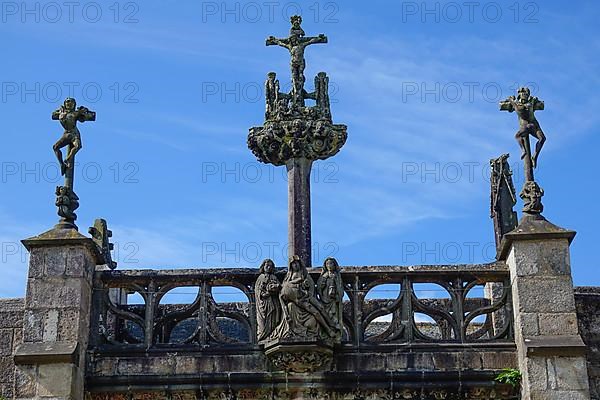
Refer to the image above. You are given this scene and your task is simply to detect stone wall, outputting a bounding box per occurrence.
[0,298,24,399]
[1,285,599,399]
[576,287,600,399]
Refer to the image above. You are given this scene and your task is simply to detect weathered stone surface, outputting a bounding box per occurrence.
[37,362,76,397]
[511,239,571,277]
[538,312,579,336]
[548,356,589,391]
[26,277,91,310]
[507,220,591,400]
[0,298,24,397]
[575,287,600,399]
[17,233,98,400]
[513,275,576,313]
[0,329,13,356]
[14,365,37,398]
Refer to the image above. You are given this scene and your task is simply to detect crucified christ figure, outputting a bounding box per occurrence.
[266,15,327,109]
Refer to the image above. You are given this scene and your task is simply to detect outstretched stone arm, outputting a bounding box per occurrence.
[304,34,328,45]
[51,108,61,120]
[266,36,289,48]
[76,106,96,122]
[533,97,545,110]
[499,96,516,112]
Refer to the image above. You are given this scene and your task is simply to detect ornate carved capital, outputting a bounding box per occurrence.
[248,119,347,166]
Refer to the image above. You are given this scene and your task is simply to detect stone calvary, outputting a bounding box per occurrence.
[0,15,596,400]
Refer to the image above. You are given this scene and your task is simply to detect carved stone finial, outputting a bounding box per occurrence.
[51,98,96,229]
[89,218,117,269]
[490,154,518,248]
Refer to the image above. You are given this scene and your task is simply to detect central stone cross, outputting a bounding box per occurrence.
[248,16,347,267]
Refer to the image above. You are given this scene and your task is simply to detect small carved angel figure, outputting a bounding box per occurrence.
[317,257,344,333]
[254,259,281,341]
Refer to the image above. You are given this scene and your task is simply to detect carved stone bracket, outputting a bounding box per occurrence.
[520,180,544,215]
[248,119,347,166]
[264,341,334,373]
[55,185,79,229]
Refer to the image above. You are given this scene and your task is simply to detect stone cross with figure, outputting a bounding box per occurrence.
[500,87,546,215]
[249,16,347,267]
[51,97,96,229]
[266,15,328,111]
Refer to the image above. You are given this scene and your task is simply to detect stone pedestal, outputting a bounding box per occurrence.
[500,215,591,400]
[264,339,334,373]
[14,228,102,399]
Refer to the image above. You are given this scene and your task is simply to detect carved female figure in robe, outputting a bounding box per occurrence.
[272,256,339,340]
[317,257,344,333]
[255,259,281,342]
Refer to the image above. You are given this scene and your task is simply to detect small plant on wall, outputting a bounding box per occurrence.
[495,368,522,388]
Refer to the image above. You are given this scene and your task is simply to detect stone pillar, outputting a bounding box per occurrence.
[14,228,101,399]
[286,158,313,268]
[499,215,591,400]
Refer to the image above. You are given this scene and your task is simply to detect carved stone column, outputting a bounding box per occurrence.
[14,228,102,399]
[287,158,313,268]
[248,17,347,268]
[499,215,591,400]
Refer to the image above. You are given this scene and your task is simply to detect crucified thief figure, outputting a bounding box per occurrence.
[500,87,546,169]
[52,98,96,176]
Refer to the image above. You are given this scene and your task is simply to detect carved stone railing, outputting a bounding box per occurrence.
[89,263,513,352]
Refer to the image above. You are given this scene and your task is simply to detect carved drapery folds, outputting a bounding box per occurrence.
[256,256,343,372]
[316,257,344,333]
[255,259,281,341]
[267,256,341,342]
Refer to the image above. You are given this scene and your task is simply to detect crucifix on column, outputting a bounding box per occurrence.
[500,87,546,216]
[249,16,347,267]
[51,97,96,230]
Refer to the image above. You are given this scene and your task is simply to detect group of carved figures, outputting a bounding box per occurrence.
[265,71,331,122]
[264,15,331,122]
[255,256,344,343]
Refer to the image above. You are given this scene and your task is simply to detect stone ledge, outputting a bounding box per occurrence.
[524,335,587,357]
[14,341,79,365]
[86,369,515,393]
[498,215,576,260]
[22,227,103,265]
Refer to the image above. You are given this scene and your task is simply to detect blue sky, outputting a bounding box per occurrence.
[0,0,599,298]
